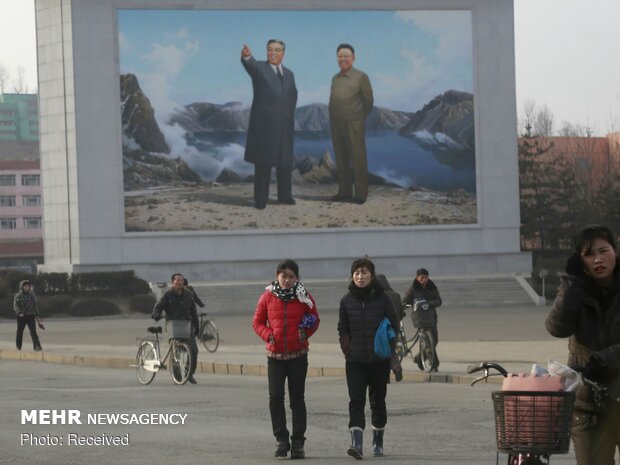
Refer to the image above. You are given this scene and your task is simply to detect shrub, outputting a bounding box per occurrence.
[129,294,156,314]
[0,271,33,293]
[0,297,15,319]
[68,299,121,317]
[39,295,74,316]
[0,278,11,298]
[126,277,151,295]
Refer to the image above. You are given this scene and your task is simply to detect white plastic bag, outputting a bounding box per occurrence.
[547,359,581,392]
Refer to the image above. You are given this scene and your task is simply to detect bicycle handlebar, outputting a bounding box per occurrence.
[467,361,509,377]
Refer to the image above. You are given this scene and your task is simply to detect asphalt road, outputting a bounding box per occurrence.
[1,361,578,465]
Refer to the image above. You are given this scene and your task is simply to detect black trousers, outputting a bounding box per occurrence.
[16,315,41,350]
[345,360,391,430]
[267,354,308,443]
[184,337,198,377]
[572,401,620,465]
[254,164,293,207]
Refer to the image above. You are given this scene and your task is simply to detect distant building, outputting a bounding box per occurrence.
[0,143,43,271]
[0,93,39,141]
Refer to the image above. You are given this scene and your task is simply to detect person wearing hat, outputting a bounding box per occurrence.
[14,279,43,351]
[403,268,442,371]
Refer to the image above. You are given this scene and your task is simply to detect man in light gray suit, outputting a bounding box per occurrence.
[241,40,298,209]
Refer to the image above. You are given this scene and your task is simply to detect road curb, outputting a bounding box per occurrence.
[0,348,502,385]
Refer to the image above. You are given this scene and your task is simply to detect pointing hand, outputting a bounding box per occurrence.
[241,44,252,58]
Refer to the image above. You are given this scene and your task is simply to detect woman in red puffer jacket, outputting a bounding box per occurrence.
[252,259,320,459]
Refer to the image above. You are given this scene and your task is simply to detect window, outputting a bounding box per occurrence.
[21,174,40,186]
[0,218,17,229]
[22,195,41,206]
[0,196,16,207]
[0,175,16,186]
[23,217,42,229]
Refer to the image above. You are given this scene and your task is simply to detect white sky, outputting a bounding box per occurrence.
[1,0,619,135]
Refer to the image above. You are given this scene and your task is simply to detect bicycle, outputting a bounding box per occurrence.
[466,361,606,465]
[197,312,219,353]
[395,299,437,372]
[134,324,193,385]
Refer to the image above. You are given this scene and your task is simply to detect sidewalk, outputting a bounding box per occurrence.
[0,305,568,384]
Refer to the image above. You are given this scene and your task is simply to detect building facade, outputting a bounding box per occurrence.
[0,93,39,142]
[0,159,43,270]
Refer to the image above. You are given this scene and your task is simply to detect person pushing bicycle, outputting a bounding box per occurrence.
[152,273,200,384]
[403,268,442,371]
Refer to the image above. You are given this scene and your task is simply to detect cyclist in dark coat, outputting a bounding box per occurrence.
[338,258,401,459]
[403,268,442,371]
[152,273,200,384]
[546,225,620,465]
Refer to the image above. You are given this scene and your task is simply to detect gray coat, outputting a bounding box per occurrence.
[546,263,620,410]
[241,56,297,168]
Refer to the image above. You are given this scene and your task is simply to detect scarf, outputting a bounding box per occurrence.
[266,281,314,309]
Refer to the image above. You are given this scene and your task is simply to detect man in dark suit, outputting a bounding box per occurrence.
[241,40,298,209]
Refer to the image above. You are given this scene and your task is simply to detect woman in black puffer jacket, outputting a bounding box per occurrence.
[338,258,401,459]
[546,225,620,465]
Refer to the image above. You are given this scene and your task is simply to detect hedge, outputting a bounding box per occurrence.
[68,299,122,317]
[129,294,156,314]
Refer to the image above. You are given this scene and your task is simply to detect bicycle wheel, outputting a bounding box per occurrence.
[169,341,191,385]
[201,320,219,353]
[136,341,158,385]
[419,330,436,373]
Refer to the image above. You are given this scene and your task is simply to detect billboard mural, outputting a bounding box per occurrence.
[119,10,476,232]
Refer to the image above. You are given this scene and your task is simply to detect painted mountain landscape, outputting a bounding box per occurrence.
[119,9,477,232]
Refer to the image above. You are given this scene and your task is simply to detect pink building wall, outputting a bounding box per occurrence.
[0,160,43,241]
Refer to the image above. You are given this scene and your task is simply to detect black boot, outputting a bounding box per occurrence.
[275,440,290,458]
[372,429,384,457]
[290,437,305,459]
[347,427,363,460]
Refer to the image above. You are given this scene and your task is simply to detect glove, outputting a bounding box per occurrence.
[392,363,403,382]
[565,253,586,279]
[582,354,607,383]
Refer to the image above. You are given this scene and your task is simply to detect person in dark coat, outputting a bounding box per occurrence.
[403,267,442,371]
[14,279,43,351]
[152,273,200,384]
[546,225,620,465]
[241,40,298,209]
[253,259,320,459]
[338,258,401,459]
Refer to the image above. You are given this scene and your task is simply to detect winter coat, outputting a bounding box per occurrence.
[252,290,320,356]
[403,278,442,308]
[338,282,400,364]
[241,56,298,168]
[152,289,199,333]
[546,260,620,410]
[14,281,39,317]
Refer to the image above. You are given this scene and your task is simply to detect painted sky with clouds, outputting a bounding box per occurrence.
[118,10,473,120]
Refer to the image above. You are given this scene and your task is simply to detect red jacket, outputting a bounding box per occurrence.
[252,290,320,355]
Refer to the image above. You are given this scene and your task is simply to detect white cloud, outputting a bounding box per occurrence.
[139,39,200,121]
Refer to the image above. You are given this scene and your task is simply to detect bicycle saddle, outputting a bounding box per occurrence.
[147,326,163,334]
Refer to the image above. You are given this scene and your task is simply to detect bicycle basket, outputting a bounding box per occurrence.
[492,391,575,455]
[410,300,435,329]
[167,320,192,338]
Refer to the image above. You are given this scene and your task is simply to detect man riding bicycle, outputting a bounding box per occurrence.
[152,273,200,384]
[403,268,442,371]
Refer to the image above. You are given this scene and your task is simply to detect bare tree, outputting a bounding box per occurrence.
[519,100,554,136]
[12,65,28,94]
[0,63,9,94]
[533,104,554,137]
